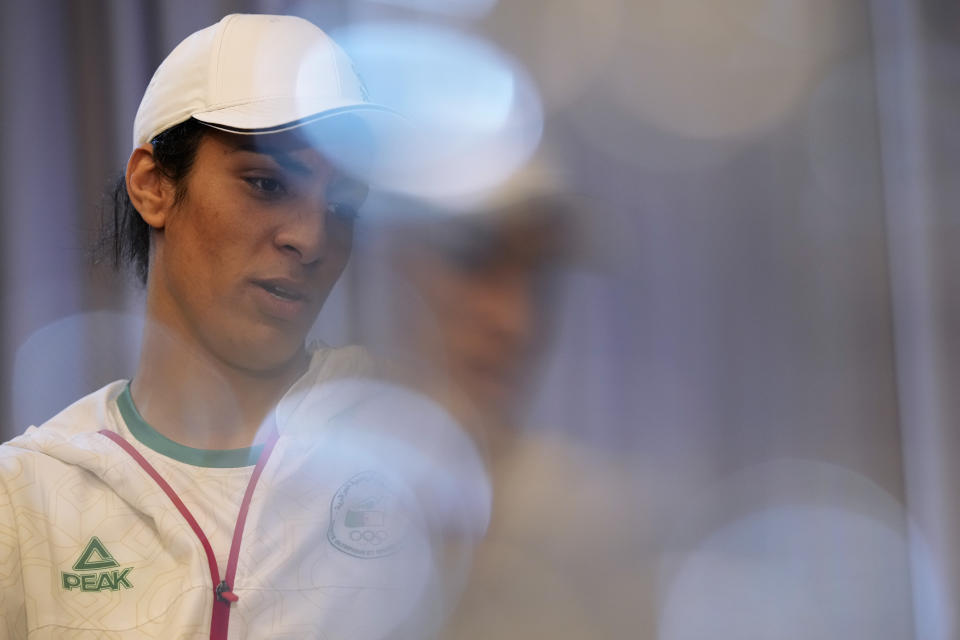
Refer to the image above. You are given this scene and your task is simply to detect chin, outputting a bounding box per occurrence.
[455,370,519,423]
[214,326,309,376]
[241,350,306,376]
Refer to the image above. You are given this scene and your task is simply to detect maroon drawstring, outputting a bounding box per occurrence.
[100,428,280,640]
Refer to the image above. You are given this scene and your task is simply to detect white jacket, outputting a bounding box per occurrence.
[0,346,489,639]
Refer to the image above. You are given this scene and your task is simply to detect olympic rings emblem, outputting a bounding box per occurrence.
[349,529,390,544]
[328,471,408,558]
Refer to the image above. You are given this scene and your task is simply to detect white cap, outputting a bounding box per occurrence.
[132,14,398,149]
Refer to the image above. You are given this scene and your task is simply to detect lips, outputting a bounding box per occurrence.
[251,278,310,320]
[258,281,304,301]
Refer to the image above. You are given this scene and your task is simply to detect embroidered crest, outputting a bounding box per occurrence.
[328,471,408,559]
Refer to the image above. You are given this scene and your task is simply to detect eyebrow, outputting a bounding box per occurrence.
[230,143,315,177]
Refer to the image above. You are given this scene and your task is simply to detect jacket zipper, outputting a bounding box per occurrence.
[100,428,279,640]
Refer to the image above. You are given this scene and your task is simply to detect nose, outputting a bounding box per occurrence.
[482,271,537,352]
[274,197,329,264]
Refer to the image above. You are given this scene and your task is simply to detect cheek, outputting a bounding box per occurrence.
[168,210,222,279]
[419,270,486,339]
[329,219,355,262]
[165,194,256,293]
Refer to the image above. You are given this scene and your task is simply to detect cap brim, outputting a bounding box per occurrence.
[193,99,414,187]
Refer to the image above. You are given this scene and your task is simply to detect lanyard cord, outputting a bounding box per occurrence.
[99,427,280,640]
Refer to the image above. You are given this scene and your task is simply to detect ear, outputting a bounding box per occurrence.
[125,145,174,230]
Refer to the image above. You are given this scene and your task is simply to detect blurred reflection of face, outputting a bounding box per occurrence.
[150,129,367,375]
[399,213,560,421]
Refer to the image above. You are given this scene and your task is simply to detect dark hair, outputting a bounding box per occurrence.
[99,118,209,285]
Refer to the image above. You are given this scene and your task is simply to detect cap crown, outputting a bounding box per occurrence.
[133,14,370,148]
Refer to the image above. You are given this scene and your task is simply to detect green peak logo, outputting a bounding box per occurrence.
[72,537,118,571]
[62,537,133,592]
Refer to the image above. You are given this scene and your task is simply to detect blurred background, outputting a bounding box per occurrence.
[2,0,960,637]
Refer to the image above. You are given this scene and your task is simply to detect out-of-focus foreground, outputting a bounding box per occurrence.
[2,0,959,638]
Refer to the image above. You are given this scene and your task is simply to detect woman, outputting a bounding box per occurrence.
[0,14,468,639]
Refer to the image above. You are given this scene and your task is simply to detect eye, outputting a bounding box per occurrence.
[245,176,287,196]
[326,178,369,221]
[327,202,360,221]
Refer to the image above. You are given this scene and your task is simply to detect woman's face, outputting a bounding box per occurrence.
[146,129,366,374]
[398,213,561,420]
